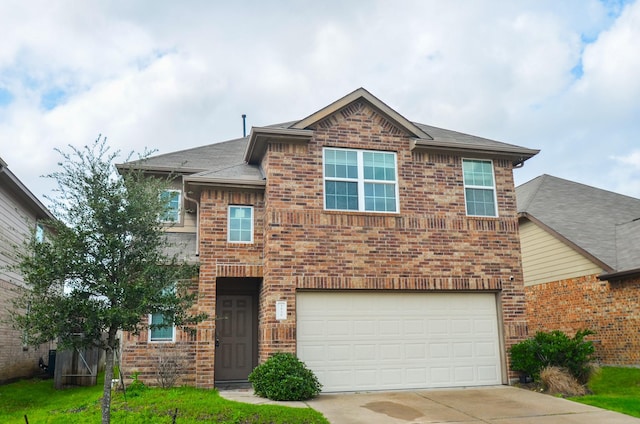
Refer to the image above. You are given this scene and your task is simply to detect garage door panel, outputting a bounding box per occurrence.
[354,320,375,335]
[327,320,350,335]
[474,319,496,334]
[431,367,451,384]
[429,343,449,359]
[478,365,500,382]
[297,292,502,392]
[453,342,473,358]
[477,341,498,357]
[429,319,449,335]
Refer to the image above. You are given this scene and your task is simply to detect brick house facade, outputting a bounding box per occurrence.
[121,88,538,391]
[518,175,640,365]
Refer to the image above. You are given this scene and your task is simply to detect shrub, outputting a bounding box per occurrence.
[248,352,322,401]
[509,329,595,383]
[155,348,186,389]
[540,366,586,396]
[127,371,147,397]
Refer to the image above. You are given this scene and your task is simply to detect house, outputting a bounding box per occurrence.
[0,157,55,383]
[120,88,539,391]
[517,174,640,365]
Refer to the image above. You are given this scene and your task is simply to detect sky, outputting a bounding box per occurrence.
[1,0,640,207]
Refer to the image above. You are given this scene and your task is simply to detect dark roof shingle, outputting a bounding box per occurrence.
[517,174,640,273]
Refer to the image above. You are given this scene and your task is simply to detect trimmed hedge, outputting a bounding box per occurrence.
[248,352,322,401]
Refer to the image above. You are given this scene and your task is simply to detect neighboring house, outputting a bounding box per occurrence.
[120,88,539,391]
[517,174,640,365]
[0,157,55,383]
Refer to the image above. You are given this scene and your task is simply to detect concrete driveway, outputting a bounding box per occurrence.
[220,385,640,423]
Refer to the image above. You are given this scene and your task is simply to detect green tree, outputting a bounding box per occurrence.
[11,137,205,424]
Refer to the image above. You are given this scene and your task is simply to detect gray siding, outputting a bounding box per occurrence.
[0,177,52,382]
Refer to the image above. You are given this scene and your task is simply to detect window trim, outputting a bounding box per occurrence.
[462,158,499,217]
[323,147,400,213]
[227,205,254,243]
[148,313,176,343]
[160,189,182,224]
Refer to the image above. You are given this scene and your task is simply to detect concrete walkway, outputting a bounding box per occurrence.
[219,385,640,423]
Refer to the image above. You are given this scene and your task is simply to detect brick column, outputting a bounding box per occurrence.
[195,262,216,388]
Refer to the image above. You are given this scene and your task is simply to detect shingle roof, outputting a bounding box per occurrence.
[121,89,538,182]
[125,122,536,183]
[119,137,250,174]
[0,157,54,220]
[516,174,640,274]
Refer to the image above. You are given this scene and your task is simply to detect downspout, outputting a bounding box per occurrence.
[182,179,200,257]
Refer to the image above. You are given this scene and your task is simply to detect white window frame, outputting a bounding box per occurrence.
[160,189,181,223]
[228,205,254,243]
[462,158,498,217]
[148,312,175,343]
[323,147,399,213]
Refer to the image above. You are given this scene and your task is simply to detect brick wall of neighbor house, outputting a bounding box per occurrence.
[526,274,640,365]
[0,280,52,383]
[258,102,527,378]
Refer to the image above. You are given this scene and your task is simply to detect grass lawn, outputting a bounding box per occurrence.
[570,366,640,418]
[0,375,328,423]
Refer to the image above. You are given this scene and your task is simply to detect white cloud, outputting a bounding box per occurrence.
[1,0,640,203]
[575,1,640,112]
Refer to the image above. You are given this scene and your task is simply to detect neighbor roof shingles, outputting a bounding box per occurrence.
[517,174,640,273]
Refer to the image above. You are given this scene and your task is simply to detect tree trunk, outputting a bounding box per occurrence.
[101,347,114,424]
[101,332,117,424]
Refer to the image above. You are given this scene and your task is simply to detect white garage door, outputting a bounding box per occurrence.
[296,292,502,392]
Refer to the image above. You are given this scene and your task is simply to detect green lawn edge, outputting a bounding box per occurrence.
[0,375,329,424]
[569,366,640,418]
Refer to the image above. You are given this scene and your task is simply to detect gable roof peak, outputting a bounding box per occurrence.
[290,87,432,139]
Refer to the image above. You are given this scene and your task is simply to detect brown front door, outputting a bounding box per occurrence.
[215,295,255,381]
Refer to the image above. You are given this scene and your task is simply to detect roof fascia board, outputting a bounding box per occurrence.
[244,126,313,164]
[291,88,431,139]
[411,139,539,164]
[519,212,613,272]
[115,163,209,174]
[599,267,640,281]
[0,166,55,221]
[184,175,266,190]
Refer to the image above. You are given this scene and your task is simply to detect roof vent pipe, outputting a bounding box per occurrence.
[242,114,247,137]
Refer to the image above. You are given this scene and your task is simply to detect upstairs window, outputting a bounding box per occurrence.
[462,159,498,217]
[35,222,45,243]
[228,206,253,243]
[160,190,181,223]
[149,313,175,342]
[324,148,398,213]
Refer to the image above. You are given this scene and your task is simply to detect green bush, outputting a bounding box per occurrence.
[248,352,322,401]
[127,371,148,397]
[509,329,595,383]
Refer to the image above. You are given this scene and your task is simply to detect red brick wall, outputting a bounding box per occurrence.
[526,274,640,365]
[0,280,53,383]
[120,320,198,386]
[258,101,527,379]
[122,100,529,386]
[121,190,265,388]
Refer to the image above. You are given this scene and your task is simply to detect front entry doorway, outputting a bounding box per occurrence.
[215,278,259,383]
